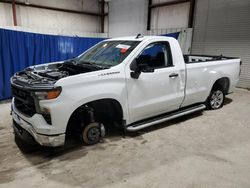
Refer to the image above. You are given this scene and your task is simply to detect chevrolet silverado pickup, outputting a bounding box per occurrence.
[10,35,241,146]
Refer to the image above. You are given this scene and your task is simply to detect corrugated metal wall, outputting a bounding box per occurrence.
[191,0,250,89]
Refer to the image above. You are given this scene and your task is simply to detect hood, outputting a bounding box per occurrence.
[11,60,109,88]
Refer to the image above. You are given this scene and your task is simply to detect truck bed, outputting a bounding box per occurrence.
[183,54,237,64]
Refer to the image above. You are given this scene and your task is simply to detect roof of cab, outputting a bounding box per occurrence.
[105,35,173,42]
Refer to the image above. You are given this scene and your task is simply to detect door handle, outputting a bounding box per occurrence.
[169,73,179,78]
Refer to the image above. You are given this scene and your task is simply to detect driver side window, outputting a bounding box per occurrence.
[137,42,172,68]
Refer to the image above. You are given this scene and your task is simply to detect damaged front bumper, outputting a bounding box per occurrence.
[11,99,65,147]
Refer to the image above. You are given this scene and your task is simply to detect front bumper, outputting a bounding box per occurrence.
[11,99,65,147]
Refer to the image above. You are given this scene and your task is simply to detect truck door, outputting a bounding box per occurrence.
[126,42,185,124]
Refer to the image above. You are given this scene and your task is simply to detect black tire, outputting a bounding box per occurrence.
[82,122,102,145]
[206,88,225,110]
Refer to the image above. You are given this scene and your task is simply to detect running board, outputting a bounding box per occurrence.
[126,104,206,132]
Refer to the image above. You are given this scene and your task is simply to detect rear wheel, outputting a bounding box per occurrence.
[206,89,225,110]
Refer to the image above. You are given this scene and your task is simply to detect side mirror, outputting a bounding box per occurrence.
[130,58,154,79]
[130,59,140,79]
[130,58,138,72]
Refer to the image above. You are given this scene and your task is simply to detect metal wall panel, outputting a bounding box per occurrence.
[0,0,106,34]
[150,2,190,29]
[108,0,148,37]
[192,0,250,88]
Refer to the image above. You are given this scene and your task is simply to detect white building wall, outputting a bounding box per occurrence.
[150,1,190,29]
[108,0,148,37]
[108,0,190,37]
[0,3,13,26]
[108,0,192,53]
[0,0,108,37]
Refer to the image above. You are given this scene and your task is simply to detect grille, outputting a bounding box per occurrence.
[12,86,36,117]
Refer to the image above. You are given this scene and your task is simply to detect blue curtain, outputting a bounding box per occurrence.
[162,32,180,39]
[0,29,180,100]
[0,28,105,100]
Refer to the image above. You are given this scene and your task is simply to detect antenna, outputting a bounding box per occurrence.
[135,34,143,39]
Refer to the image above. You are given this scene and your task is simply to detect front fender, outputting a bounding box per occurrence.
[71,93,128,120]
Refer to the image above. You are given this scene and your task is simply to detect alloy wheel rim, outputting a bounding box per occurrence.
[210,90,224,109]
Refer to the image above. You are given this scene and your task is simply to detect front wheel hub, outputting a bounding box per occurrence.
[82,122,105,145]
[87,125,100,142]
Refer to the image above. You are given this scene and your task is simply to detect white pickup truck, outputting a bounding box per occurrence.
[11,35,241,146]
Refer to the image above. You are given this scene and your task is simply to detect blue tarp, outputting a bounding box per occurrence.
[162,32,180,39]
[0,28,180,100]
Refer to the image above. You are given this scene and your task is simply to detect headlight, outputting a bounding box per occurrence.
[35,87,61,100]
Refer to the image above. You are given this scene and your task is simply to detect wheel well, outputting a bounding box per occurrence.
[66,99,124,137]
[212,77,230,94]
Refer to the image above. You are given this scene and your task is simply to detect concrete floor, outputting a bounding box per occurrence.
[0,89,250,188]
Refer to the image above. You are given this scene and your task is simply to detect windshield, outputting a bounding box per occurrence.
[77,40,140,67]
